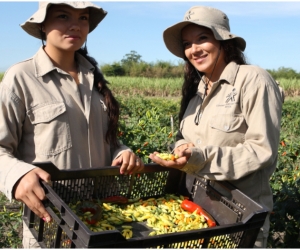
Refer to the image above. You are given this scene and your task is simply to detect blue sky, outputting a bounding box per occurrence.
[1,1,300,73]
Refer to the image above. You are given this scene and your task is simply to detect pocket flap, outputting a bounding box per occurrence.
[210,114,244,132]
[27,102,66,124]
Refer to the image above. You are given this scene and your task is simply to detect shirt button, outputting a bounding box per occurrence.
[224,125,229,131]
[196,139,201,144]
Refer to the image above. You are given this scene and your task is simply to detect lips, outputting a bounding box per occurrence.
[66,35,81,39]
[193,54,207,63]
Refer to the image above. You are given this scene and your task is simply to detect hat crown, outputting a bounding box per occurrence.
[38,1,97,10]
[183,6,230,31]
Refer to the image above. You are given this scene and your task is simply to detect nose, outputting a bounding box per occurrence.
[191,43,201,54]
[69,18,80,31]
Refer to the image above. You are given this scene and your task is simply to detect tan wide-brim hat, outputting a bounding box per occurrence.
[163,6,246,59]
[21,1,107,39]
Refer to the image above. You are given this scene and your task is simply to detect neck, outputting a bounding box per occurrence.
[205,61,227,83]
[43,46,77,73]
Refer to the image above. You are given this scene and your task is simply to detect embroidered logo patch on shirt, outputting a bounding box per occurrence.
[226,88,237,103]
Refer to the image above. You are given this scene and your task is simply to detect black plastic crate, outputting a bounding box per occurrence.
[23,162,268,248]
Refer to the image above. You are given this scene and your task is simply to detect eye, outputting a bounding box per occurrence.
[182,41,191,48]
[198,35,208,41]
[80,15,89,21]
[57,14,68,20]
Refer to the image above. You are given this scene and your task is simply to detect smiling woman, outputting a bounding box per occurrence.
[149,5,283,248]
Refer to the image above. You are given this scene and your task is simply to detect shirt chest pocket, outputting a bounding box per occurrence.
[27,102,72,156]
[210,114,246,133]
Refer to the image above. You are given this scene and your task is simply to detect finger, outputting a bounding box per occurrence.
[129,157,143,174]
[119,158,130,174]
[23,192,52,222]
[126,156,139,174]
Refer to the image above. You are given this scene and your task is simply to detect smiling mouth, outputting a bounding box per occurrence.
[66,36,80,39]
[194,55,207,62]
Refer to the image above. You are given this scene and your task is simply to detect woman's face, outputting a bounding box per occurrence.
[181,24,226,77]
[42,4,90,53]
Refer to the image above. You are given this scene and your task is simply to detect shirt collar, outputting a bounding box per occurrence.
[219,61,240,86]
[33,46,95,78]
[196,61,240,98]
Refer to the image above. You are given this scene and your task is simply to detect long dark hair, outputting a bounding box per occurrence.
[178,39,247,123]
[77,46,120,149]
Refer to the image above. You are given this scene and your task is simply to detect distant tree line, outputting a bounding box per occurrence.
[0,51,299,81]
[100,50,300,80]
[100,50,184,78]
[266,67,300,80]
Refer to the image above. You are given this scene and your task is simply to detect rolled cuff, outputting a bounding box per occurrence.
[3,161,35,201]
[180,147,205,174]
[174,139,190,148]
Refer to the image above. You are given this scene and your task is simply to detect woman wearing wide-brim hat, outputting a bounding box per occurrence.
[0,2,144,247]
[149,5,283,248]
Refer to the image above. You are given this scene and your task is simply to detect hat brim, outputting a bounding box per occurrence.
[21,2,107,39]
[163,20,246,59]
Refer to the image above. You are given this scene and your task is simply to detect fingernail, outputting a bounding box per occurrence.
[43,216,51,223]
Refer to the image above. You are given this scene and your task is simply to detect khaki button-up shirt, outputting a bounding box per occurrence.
[177,62,282,217]
[0,47,130,200]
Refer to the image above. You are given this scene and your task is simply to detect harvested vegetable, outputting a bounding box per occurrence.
[156,153,179,161]
[181,199,216,227]
[69,194,217,239]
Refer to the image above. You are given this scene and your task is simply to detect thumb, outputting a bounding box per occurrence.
[112,156,122,166]
[35,168,52,186]
[178,148,192,158]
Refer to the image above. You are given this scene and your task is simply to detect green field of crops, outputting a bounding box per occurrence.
[1,73,300,98]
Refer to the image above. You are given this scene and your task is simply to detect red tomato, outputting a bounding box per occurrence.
[181,199,216,227]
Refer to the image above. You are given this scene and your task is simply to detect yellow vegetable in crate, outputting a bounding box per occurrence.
[70,194,215,240]
[156,153,179,161]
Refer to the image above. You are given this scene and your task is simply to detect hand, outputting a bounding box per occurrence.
[173,142,195,156]
[112,151,144,175]
[14,167,52,222]
[149,147,192,170]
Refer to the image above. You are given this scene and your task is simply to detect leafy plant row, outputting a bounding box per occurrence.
[0,98,300,248]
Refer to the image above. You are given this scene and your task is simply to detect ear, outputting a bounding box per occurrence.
[40,24,45,32]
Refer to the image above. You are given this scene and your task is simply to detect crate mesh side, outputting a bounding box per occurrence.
[147,233,242,249]
[52,178,95,203]
[93,175,132,198]
[131,171,169,198]
[168,238,205,248]
[33,215,63,248]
